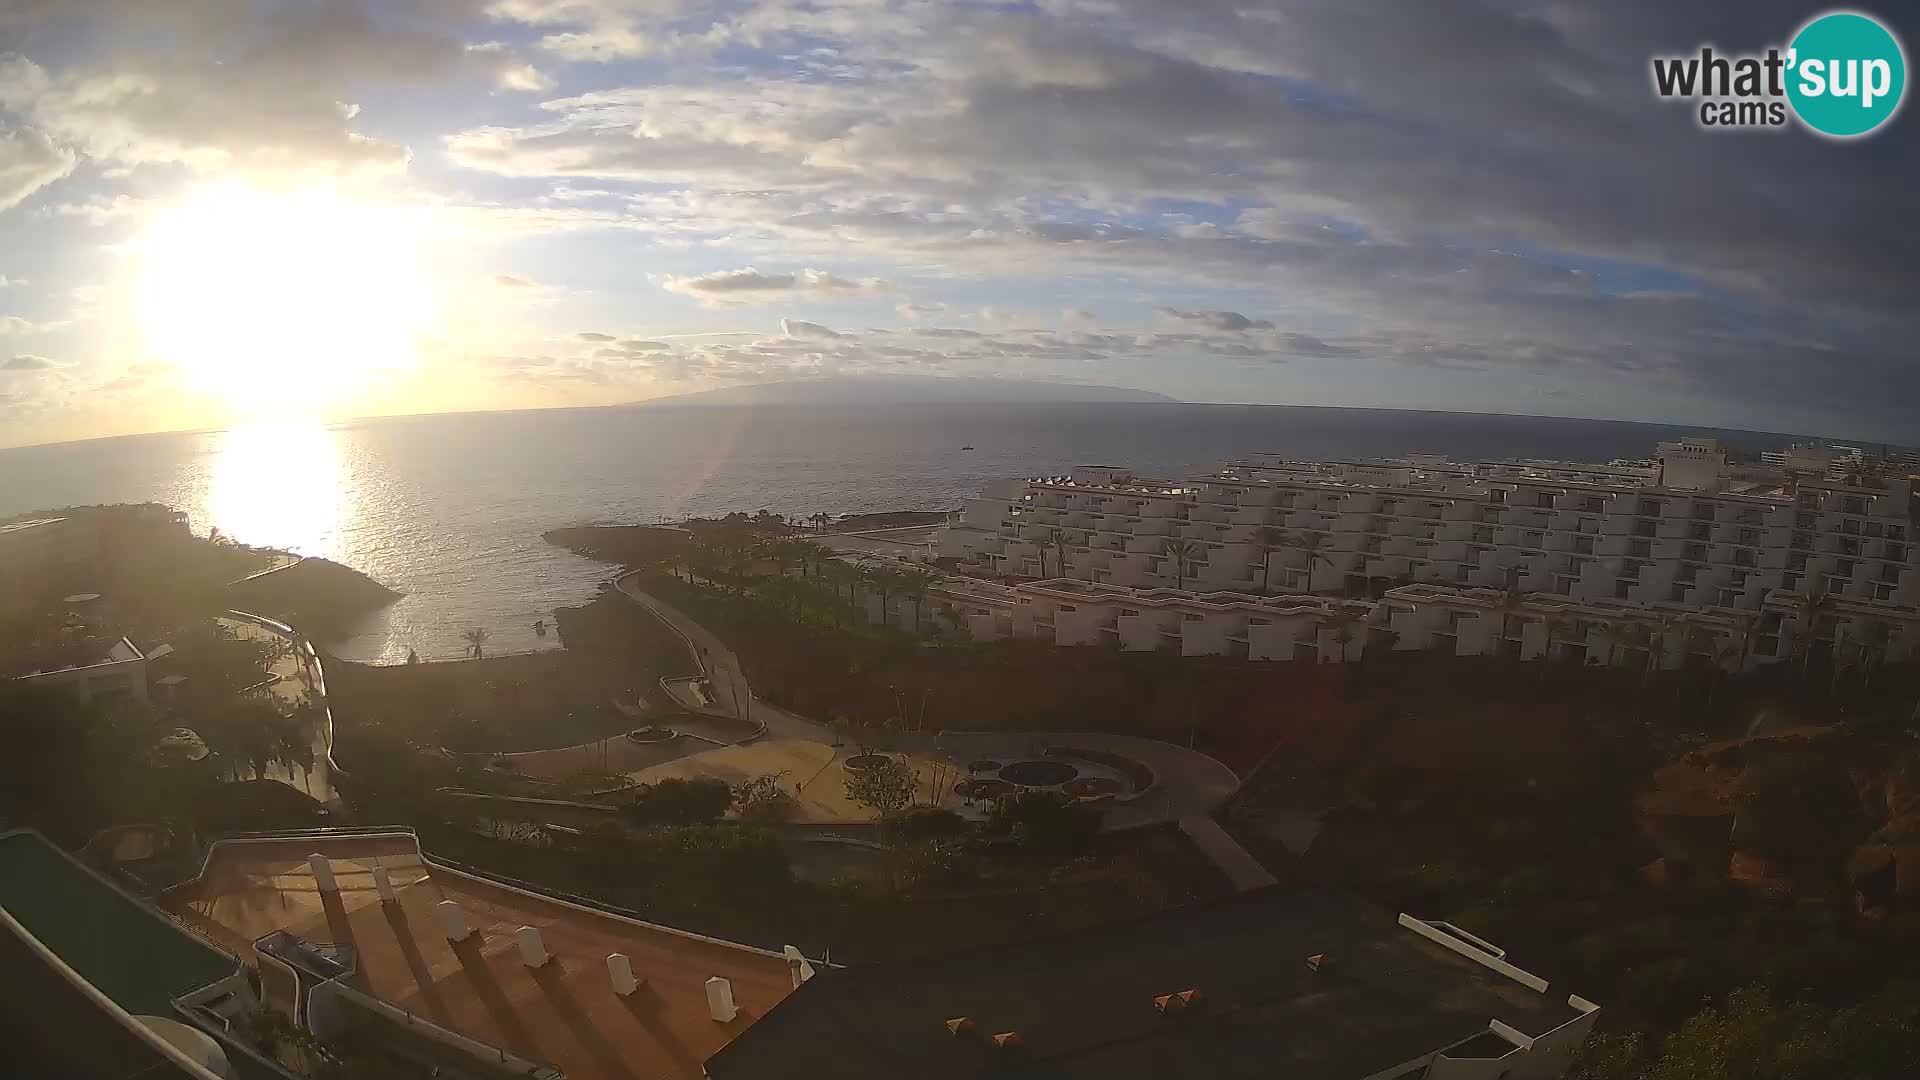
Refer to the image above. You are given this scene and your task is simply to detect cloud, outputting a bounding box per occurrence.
[576,331,618,341]
[1160,308,1273,332]
[427,0,1918,435]
[780,318,848,340]
[2,353,61,370]
[0,315,52,334]
[0,124,75,211]
[1,4,543,177]
[494,273,536,287]
[897,301,945,319]
[661,266,887,304]
[0,275,24,287]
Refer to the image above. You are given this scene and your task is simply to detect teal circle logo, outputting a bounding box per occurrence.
[1786,11,1907,137]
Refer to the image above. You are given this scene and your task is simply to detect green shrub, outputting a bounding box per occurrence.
[624,777,734,824]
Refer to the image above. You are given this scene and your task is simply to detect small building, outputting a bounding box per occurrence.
[705,887,1598,1080]
[9,635,151,705]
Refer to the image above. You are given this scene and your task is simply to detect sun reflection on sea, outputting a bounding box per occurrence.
[209,417,345,560]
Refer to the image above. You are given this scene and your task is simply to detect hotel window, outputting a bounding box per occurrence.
[1796,511,1819,528]
[1791,532,1813,550]
[1633,519,1657,537]
[1738,527,1760,546]
[1734,549,1756,567]
[1688,523,1712,542]
[1875,583,1897,601]
[1629,540,1652,558]
[1536,492,1556,508]
[1843,496,1867,515]
[1839,537,1862,556]
[1717,588,1738,606]
[1684,542,1708,561]
[1691,501,1716,520]
[1891,524,1908,541]
[1574,537,1594,555]
[1637,498,1663,516]
[1788,552,1808,571]
[1798,492,1820,509]
[1880,564,1901,583]
[1614,581,1632,599]
[1834,559,1856,578]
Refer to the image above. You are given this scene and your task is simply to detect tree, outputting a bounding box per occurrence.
[1289,530,1334,592]
[985,789,1100,854]
[1046,527,1068,580]
[1160,537,1202,591]
[843,757,916,818]
[461,627,490,659]
[1855,619,1894,689]
[895,568,936,633]
[731,773,796,823]
[1494,588,1530,657]
[1787,587,1835,683]
[1254,527,1290,593]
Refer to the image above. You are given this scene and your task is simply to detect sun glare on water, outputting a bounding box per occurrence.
[136,185,437,409]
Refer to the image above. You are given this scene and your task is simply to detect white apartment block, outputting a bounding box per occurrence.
[933,438,1920,670]
[930,576,1920,672]
[938,439,1918,611]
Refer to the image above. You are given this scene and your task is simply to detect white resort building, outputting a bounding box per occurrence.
[932,439,1920,672]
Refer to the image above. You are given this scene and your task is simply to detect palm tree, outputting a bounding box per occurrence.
[1856,619,1894,689]
[462,628,490,659]
[1594,619,1636,671]
[868,566,898,628]
[1324,610,1362,663]
[1787,587,1835,683]
[1290,530,1334,592]
[1539,611,1577,671]
[1160,537,1202,591]
[1046,528,1068,580]
[1254,527,1290,593]
[895,568,935,633]
[1494,589,1529,658]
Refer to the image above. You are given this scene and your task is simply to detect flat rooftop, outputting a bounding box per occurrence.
[705,888,1583,1080]
[164,833,797,1080]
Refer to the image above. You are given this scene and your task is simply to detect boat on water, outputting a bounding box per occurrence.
[961,445,975,451]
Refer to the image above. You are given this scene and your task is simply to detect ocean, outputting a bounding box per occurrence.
[0,401,1807,662]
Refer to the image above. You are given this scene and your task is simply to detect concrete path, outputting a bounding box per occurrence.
[219,613,337,805]
[1178,815,1278,892]
[613,572,834,744]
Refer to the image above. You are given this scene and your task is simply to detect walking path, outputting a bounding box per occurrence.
[610,571,1248,834]
[1178,815,1279,892]
[220,612,339,806]
[612,572,834,744]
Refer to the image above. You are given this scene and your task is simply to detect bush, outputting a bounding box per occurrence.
[624,777,734,825]
[634,824,792,889]
[886,805,968,843]
[733,773,797,824]
[985,790,1101,855]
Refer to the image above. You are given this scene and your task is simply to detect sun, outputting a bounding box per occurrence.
[135,185,437,409]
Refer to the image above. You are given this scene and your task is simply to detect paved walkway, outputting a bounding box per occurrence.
[219,613,337,805]
[610,573,1248,832]
[613,572,833,744]
[1178,815,1279,892]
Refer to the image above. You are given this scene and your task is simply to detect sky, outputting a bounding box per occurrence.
[0,0,1914,449]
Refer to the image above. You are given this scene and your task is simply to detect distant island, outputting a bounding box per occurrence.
[623,375,1179,408]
